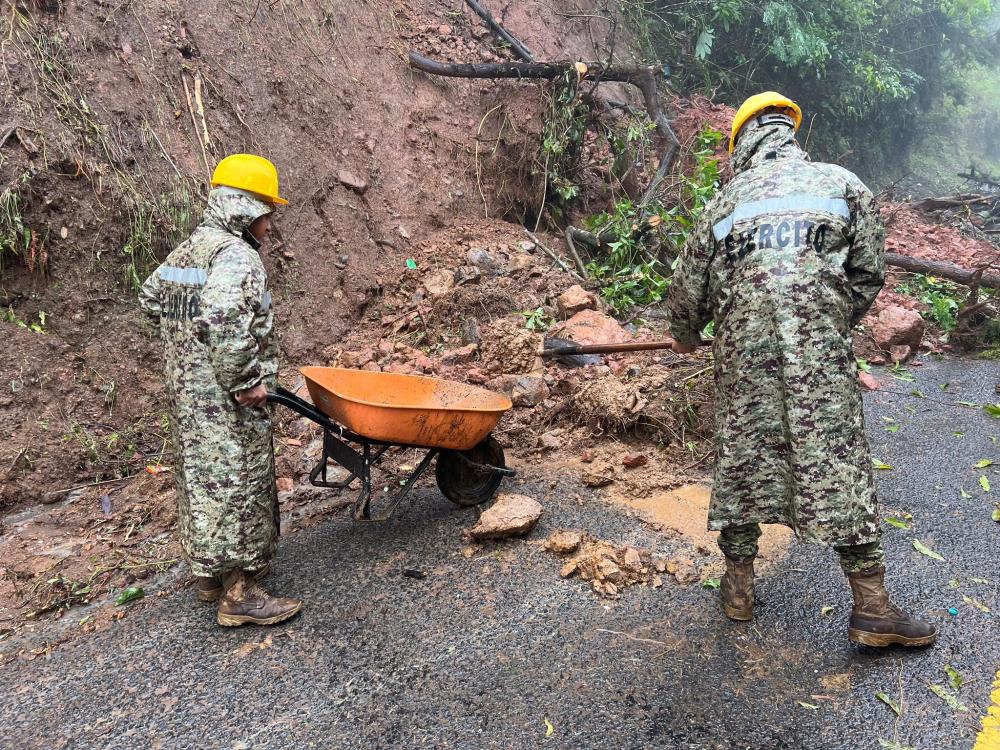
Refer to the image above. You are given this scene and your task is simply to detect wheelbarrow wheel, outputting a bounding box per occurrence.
[436,436,506,507]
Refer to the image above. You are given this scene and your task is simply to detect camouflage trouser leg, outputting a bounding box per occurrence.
[833,540,885,573]
[718,523,762,561]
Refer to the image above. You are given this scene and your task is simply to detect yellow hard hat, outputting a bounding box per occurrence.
[729,92,803,153]
[211,154,288,205]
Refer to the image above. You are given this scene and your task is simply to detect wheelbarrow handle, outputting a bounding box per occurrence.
[266,386,340,432]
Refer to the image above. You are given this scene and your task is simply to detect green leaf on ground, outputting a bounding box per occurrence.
[910,389,926,398]
[992,507,1000,522]
[975,459,994,469]
[912,539,945,561]
[957,401,978,407]
[886,517,910,530]
[857,359,872,373]
[981,476,992,493]
[948,578,961,589]
[984,404,1000,418]
[820,605,835,616]
[544,718,554,737]
[878,741,916,750]
[797,701,819,710]
[886,424,900,433]
[940,382,950,391]
[953,431,965,437]
[876,691,901,715]
[872,458,893,470]
[960,488,973,499]
[702,577,721,589]
[405,258,418,270]
[945,665,965,690]
[882,416,895,423]
[971,577,990,584]
[115,587,144,606]
[929,684,969,712]
[962,594,990,613]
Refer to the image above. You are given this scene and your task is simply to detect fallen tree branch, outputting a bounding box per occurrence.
[464,0,534,62]
[408,52,679,199]
[886,251,1000,289]
[525,229,584,281]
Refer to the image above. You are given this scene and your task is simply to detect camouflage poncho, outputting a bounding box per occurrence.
[665,125,886,547]
[139,188,279,577]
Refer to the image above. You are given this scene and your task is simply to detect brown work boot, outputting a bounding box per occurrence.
[847,568,937,647]
[195,564,272,603]
[721,555,755,621]
[216,570,301,627]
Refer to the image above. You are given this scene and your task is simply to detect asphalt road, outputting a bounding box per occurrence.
[1,355,997,750]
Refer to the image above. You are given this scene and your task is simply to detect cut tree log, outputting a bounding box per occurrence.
[885,251,1000,289]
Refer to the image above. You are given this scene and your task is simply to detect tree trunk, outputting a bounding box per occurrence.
[885,251,1000,289]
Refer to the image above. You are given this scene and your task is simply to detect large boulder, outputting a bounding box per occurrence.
[550,309,630,346]
[468,494,543,540]
[872,305,924,351]
[555,285,599,319]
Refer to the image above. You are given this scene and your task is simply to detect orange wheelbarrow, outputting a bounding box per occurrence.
[267,367,515,521]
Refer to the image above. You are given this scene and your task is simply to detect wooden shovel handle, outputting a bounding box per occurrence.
[541,340,682,356]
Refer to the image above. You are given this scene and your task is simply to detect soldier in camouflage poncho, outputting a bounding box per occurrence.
[140,154,301,627]
[664,93,936,647]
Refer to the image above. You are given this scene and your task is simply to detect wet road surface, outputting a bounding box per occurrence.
[1,355,997,749]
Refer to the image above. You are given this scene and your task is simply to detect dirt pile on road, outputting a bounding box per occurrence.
[545,529,707,598]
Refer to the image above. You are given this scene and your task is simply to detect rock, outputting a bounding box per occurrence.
[276,477,294,493]
[467,247,500,273]
[579,449,595,463]
[550,309,630,346]
[596,558,624,584]
[337,170,368,195]
[518,240,536,253]
[858,372,882,391]
[361,361,381,372]
[423,269,456,297]
[582,461,614,488]
[622,547,643,572]
[465,367,489,384]
[666,557,699,584]
[539,431,562,451]
[340,348,375,368]
[556,285,599,319]
[333,253,350,270]
[509,254,538,273]
[545,530,584,555]
[890,344,912,363]
[872,305,924,351]
[440,343,478,365]
[559,560,579,578]
[468,493,543,540]
[414,356,437,373]
[621,452,648,469]
[511,375,550,407]
[454,265,481,285]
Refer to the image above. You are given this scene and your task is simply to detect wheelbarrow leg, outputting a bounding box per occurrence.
[353,443,374,521]
[366,449,439,522]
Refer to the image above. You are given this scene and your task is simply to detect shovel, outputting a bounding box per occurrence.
[540,337,691,367]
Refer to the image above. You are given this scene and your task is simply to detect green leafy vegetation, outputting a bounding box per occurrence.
[896,274,964,331]
[584,128,724,313]
[623,0,1000,183]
